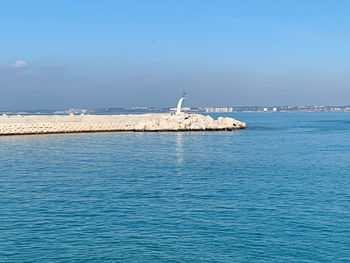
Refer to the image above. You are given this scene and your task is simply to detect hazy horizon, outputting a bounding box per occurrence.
[1,0,350,110]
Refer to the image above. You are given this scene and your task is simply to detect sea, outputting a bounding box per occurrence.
[1,112,350,262]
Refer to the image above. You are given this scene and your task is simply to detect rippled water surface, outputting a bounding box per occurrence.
[1,113,350,262]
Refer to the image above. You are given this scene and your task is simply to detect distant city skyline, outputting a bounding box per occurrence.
[1,0,350,110]
[2,105,350,116]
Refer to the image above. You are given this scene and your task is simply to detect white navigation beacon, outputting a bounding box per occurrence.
[176,92,186,115]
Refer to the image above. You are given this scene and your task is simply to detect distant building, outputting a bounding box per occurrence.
[170,107,190,112]
[131,107,148,110]
[204,107,233,113]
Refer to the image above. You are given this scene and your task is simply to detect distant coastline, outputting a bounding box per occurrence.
[1,105,350,116]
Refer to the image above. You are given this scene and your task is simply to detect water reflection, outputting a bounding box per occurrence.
[175,133,183,165]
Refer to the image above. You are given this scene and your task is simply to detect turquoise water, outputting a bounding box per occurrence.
[1,113,350,262]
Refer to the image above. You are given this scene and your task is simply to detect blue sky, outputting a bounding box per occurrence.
[1,0,350,109]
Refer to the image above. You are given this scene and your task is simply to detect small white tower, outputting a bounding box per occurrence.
[176,91,186,115]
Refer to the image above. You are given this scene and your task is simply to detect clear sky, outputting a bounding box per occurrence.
[1,0,350,110]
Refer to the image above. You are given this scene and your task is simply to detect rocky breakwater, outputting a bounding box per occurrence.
[0,113,246,135]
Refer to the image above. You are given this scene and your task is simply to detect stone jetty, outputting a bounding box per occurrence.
[0,113,246,136]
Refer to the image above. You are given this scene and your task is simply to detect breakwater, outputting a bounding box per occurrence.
[0,113,246,135]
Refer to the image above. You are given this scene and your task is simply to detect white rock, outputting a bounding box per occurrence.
[0,113,246,135]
